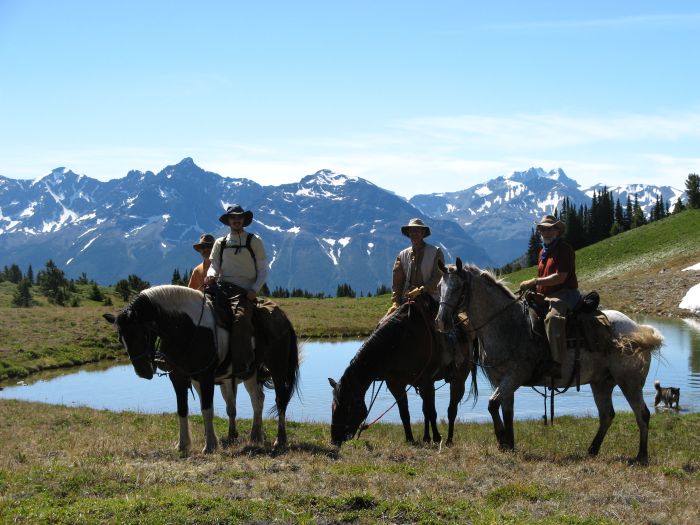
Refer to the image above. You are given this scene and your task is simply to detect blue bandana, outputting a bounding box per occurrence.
[540,238,560,262]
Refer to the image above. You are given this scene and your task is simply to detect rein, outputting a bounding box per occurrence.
[356,300,449,436]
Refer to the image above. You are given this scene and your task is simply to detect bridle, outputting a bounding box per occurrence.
[121,320,159,366]
[439,268,523,333]
[438,269,471,317]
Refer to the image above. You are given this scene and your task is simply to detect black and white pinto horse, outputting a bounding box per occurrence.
[104,285,299,454]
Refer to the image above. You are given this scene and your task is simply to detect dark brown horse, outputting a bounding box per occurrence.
[328,297,476,447]
[104,285,299,454]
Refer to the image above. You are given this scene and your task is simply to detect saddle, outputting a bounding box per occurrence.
[524,291,612,386]
[204,282,288,344]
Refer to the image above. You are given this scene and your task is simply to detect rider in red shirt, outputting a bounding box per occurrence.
[520,215,580,378]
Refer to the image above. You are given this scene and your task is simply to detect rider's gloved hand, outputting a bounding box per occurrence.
[519,278,538,292]
[406,286,424,300]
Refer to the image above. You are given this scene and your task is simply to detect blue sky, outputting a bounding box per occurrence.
[1,1,698,197]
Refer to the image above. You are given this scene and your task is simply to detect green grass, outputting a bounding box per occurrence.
[0,400,697,524]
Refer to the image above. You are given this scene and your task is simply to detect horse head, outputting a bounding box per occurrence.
[328,377,368,446]
[436,257,471,333]
[103,296,159,380]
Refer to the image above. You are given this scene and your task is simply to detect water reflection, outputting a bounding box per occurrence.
[1,317,699,424]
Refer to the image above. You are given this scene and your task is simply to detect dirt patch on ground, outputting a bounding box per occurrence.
[583,254,700,318]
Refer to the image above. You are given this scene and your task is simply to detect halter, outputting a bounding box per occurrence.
[440,268,522,333]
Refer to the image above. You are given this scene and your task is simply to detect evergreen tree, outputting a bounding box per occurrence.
[7,264,22,284]
[76,272,89,285]
[36,259,70,305]
[171,268,182,285]
[630,194,646,228]
[672,197,686,214]
[26,264,33,285]
[525,228,541,267]
[614,198,624,229]
[115,279,131,301]
[88,283,104,301]
[686,173,700,208]
[336,283,356,298]
[624,195,633,231]
[260,283,271,296]
[11,278,33,307]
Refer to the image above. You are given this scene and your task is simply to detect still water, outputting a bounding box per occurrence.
[1,316,698,424]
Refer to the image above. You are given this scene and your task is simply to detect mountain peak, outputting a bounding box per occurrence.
[31,167,80,187]
[301,170,362,187]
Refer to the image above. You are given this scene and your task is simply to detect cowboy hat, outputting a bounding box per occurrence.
[218,204,253,226]
[401,218,431,237]
[192,233,216,252]
[536,214,565,233]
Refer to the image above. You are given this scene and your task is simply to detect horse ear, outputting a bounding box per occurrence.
[103,313,116,324]
[328,378,337,389]
[455,257,463,272]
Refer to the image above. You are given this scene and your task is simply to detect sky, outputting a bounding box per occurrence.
[1,1,698,198]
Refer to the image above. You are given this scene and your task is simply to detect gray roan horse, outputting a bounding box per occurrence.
[104,285,299,454]
[329,297,476,447]
[435,259,664,462]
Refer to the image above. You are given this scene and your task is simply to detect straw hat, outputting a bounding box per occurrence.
[193,233,216,252]
[536,214,565,234]
[401,218,431,237]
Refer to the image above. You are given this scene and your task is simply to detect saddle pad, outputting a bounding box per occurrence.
[576,311,612,353]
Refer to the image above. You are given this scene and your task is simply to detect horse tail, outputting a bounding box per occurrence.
[268,320,300,417]
[615,323,664,356]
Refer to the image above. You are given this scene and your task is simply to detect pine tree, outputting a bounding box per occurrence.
[88,283,104,301]
[36,259,70,305]
[686,173,700,208]
[525,228,541,266]
[624,195,633,230]
[672,197,686,214]
[12,278,33,307]
[630,194,646,228]
[26,264,33,284]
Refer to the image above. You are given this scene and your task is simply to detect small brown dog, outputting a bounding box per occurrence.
[654,380,680,409]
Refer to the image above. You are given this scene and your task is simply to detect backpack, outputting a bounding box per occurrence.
[218,233,258,280]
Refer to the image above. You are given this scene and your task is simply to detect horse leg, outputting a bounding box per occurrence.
[419,383,441,444]
[487,388,506,448]
[197,374,218,454]
[218,378,239,446]
[272,379,288,449]
[616,376,651,463]
[170,372,192,455]
[500,392,515,450]
[387,380,414,442]
[242,373,265,446]
[446,375,466,446]
[588,375,616,457]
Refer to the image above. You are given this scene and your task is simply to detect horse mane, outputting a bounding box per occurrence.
[346,306,409,375]
[461,263,516,300]
[142,285,204,311]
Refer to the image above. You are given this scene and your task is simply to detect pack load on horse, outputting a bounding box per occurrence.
[435,258,664,462]
[104,284,299,454]
[329,287,477,447]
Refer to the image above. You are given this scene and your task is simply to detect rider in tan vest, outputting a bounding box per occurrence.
[388,218,444,313]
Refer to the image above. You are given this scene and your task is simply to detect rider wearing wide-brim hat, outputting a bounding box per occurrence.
[205,204,268,379]
[391,218,444,311]
[188,234,216,291]
[519,214,580,378]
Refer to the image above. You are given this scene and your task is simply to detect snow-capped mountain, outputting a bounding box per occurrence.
[410,167,685,265]
[0,159,491,293]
